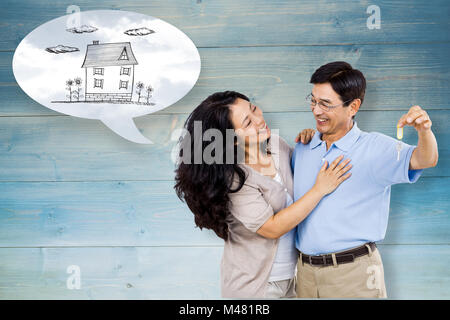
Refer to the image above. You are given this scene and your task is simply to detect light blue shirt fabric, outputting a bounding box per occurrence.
[268,171,297,282]
[291,122,423,255]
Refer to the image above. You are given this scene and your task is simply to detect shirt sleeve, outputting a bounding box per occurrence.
[369,133,423,187]
[228,183,274,233]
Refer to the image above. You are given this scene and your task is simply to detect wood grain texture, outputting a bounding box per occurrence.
[0,178,447,247]
[0,245,448,299]
[0,0,449,50]
[2,43,450,115]
[0,246,223,299]
[0,0,449,300]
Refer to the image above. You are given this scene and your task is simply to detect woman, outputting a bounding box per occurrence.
[174,91,351,298]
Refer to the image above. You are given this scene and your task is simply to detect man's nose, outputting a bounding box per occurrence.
[311,104,323,115]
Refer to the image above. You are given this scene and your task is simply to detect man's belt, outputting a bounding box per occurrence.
[300,242,376,267]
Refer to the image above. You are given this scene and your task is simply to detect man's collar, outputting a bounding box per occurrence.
[310,129,323,149]
[310,122,361,152]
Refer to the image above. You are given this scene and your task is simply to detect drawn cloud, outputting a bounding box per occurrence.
[45,45,80,54]
[124,27,155,36]
[66,25,98,33]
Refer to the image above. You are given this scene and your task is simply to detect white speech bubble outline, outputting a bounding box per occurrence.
[100,114,152,144]
[12,10,201,144]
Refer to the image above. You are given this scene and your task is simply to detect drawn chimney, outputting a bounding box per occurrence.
[92,40,99,45]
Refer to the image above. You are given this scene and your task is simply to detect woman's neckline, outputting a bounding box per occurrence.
[243,155,280,179]
[241,134,282,179]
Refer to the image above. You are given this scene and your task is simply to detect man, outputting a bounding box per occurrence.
[291,61,438,298]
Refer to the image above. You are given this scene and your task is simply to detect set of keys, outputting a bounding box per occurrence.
[396,126,403,161]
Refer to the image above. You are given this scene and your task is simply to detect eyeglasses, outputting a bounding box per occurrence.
[306,93,353,112]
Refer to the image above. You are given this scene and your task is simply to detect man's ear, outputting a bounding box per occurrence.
[349,99,361,117]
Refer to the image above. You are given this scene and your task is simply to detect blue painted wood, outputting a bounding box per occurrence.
[2,43,450,115]
[0,178,447,247]
[0,110,447,181]
[380,245,450,299]
[0,0,449,50]
[0,246,223,299]
[0,245,448,299]
[0,0,448,300]
[0,180,219,247]
[383,177,450,244]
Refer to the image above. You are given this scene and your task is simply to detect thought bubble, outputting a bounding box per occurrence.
[13,10,201,144]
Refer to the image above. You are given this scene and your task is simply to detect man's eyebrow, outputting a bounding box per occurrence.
[241,103,252,126]
[311,93,331,103]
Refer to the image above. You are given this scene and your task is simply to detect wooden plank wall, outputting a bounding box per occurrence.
[0,0,449,299]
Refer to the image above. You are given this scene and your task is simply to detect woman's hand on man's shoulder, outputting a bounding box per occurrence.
[295,128,316,144]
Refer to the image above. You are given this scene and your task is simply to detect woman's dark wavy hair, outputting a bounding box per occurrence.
[174,91,251,241]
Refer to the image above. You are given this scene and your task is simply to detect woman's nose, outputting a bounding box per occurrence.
[255,117,265,127]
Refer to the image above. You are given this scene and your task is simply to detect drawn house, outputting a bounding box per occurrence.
[81,41,138,102]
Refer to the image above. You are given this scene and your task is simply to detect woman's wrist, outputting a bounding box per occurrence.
[311,184,326,198]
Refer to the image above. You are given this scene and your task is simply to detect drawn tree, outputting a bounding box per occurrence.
[145,85,153,104]
[73,77,83,102]
[66,79,74,102]
[135,81,144,102]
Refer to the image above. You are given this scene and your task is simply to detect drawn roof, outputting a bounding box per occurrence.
[81,42,138,68]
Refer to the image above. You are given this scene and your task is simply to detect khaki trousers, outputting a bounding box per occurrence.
[296,245,387,298]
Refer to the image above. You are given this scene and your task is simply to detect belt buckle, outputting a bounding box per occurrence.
[309,254,327,266]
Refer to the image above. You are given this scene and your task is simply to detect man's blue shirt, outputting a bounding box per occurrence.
[291,122,423,255]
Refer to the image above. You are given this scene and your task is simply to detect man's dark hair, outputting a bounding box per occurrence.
[310,61,366,109]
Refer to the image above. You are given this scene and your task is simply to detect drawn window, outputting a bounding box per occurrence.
[119,80,128,89]
[93,68,104,75]
[94,78,103,89]
[119,48,128,60]
[120,67,131,75]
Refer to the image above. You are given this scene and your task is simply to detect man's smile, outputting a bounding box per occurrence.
[316,118,329,126]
